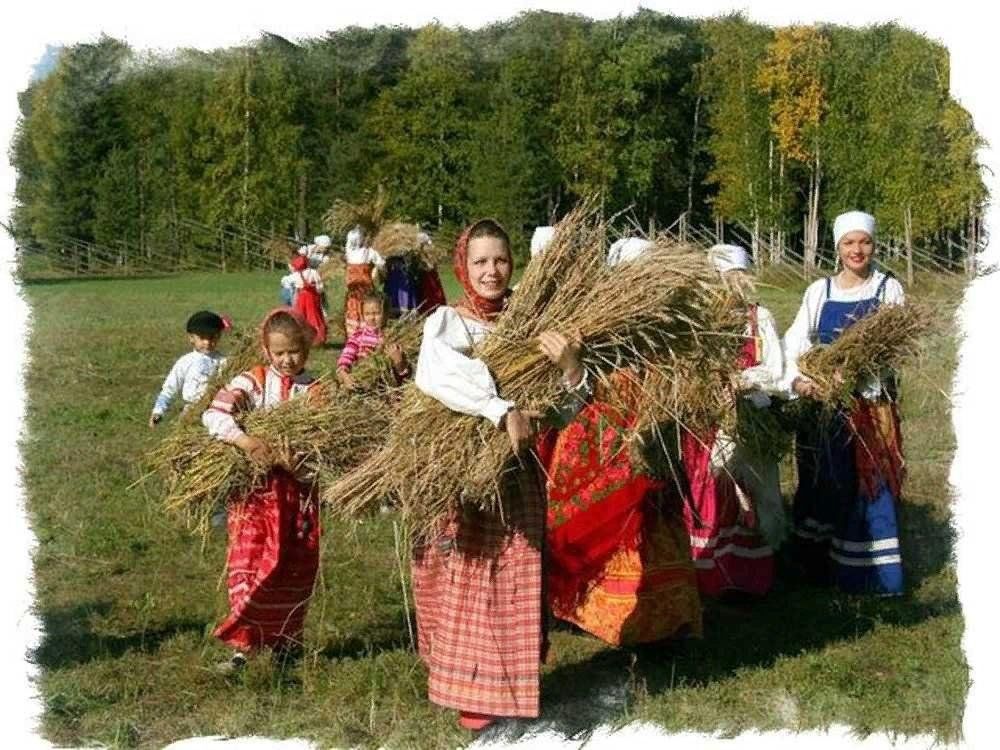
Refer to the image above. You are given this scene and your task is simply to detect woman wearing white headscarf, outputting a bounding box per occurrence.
[342,227,386,336]
[677,245,777,599]
[707,244,788,552]
[783,210,905,595]
[530,226,555,259]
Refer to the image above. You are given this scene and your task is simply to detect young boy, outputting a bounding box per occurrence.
[149,311,229,427]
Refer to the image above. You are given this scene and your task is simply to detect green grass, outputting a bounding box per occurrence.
[20,265,968,748]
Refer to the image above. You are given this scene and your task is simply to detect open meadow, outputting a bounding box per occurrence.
[19,264,968,748]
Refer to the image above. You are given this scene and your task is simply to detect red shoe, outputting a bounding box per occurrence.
[458,711,497,731]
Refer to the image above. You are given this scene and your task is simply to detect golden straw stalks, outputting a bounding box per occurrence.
[323,199,745,540]
[797,302,933,406]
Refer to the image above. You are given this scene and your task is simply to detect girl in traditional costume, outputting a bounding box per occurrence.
[336,292,409,390]
[539,236,702,646]
[783,211,905,595]
[202,308,324,671]
[343,226,386,336]
[286,255,327,346]
[410,219,589,731]
[678,244,778,598]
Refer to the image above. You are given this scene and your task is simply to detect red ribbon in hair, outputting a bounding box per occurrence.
[452,221,514,321]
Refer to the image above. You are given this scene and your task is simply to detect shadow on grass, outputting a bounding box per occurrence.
[32,601,206,670]
[484,501,959,744]
[318,628,411,662]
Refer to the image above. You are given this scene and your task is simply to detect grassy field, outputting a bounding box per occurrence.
[19,264,968,748]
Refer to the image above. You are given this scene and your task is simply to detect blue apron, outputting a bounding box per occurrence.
[792,274,904,595]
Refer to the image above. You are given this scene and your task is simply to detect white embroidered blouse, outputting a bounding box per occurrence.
[202,366,318,443]
[782,269,905,399]
[345,246,386,268]
[414,306,591,428]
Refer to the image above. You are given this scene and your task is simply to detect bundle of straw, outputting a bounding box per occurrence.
[373,222,447,271]
[149,320,418,533]
[343,312,425,393]
[797,302,932,406]
[373,222,421,259]
[322,185,389,239]
[150,387,394,535]
[323,201,743,538]
[266,237,298,264]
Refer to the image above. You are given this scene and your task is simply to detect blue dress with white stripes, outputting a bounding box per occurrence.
[792,274,904,595]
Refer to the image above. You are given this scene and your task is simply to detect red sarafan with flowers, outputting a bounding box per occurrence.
[541,369,702,645]
[541,372,656,611]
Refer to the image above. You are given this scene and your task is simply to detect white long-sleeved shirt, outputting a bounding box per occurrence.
[152,350,227,416]
[414,306,590,428]
[345,246,385,269]
[782,270,905,400]
[740,303,785,408]
[280,268,324,292]
[202,365,318,443]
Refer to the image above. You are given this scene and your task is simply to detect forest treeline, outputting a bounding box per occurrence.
[8,10,987,269]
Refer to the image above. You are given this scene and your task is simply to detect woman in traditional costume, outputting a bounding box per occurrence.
[202,308,324,671]
[410,219,589,731]
[678,244,778,598]
[783,211,905,595]
[539,236,703,646]
[343,226,385,336]
[706,244,789,551]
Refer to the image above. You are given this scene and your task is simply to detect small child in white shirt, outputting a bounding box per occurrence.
[149,310,230,427]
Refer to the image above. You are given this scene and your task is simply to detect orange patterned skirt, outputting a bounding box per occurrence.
[552,502,702,646]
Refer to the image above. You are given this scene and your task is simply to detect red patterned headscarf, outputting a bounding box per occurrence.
[259,306,315,363]
[290,255,309,272]
[453,219,514,322]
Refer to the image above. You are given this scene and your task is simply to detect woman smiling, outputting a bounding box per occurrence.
[782,210,907,596]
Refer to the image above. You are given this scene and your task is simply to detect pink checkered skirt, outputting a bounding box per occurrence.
[411,467,545,718]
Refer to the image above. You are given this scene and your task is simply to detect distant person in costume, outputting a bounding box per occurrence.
[343,226,386,336]
[287,255,327,346]
[202,308,325,672]
[149,310,230,427]
[383,229,446,318]
[299,234,332,269]
[783,210,906,595]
